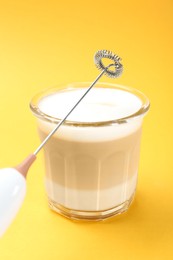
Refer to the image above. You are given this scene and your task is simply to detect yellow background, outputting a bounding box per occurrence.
[0,0,172,259]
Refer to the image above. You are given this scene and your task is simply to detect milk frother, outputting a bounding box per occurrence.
[0,50,123,236]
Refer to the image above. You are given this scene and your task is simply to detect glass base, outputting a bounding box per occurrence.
[48,193,135,221]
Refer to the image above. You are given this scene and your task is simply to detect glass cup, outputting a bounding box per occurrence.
[30,82,150,221]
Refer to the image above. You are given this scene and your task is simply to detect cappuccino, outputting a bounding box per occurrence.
[39,88,141,211]
[30,83,149,220]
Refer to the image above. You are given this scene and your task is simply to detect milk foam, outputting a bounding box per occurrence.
[38,87,143,142]
[38,87,142,122]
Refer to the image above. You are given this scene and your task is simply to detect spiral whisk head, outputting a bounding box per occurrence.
[94,50,123,78]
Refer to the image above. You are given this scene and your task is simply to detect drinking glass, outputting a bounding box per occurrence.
[30,82,150,221]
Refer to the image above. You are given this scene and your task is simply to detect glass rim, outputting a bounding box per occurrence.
[30,82,150,127]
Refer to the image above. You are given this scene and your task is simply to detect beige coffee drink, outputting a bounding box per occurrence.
[30,83,149,220]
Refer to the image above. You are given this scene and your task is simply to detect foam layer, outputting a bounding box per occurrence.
[37,87,143,142]
[38,87,142,122]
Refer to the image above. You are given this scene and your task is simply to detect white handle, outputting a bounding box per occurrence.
[0,168,26,237]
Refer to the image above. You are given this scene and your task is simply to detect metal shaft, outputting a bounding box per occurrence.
[33,64,115,155]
